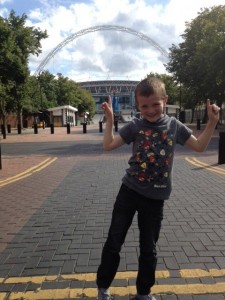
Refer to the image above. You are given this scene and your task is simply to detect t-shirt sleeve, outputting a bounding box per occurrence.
[119,119,137,144]
[176,119,193,145]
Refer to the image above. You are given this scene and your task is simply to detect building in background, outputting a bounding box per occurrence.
[79,80,137,112]
[48,105,78,127]
[79,80,180,122]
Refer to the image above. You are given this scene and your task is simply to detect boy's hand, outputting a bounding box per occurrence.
[101,96,113,120]
[207,99,220,124]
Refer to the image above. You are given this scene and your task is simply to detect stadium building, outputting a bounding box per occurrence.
[79,80,138,122]
[79,80,180,122]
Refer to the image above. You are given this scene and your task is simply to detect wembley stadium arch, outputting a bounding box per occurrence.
[34,25,169,119]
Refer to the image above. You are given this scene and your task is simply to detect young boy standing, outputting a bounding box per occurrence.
[96,77,220,300]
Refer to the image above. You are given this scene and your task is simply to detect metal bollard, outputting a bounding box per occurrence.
[34,123,38,134]
[197,119,201,130]
[50,123,54,134]
[17,124,21,134]
[7,124,11,133]
[114,120,118,132]
[67,123,71,134]
[83,122,87,134]
[99,121,103,133]
[218,132,225,164]
[1,125,6,139]
[0,137,2,170]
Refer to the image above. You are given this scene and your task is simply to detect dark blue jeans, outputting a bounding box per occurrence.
[97,184,164,295]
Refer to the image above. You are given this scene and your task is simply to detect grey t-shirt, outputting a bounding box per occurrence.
[119,114,192,200]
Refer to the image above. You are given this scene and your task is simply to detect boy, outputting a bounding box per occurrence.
[96,77,220,300]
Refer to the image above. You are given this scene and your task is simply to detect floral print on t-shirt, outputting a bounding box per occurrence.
[128,127,174,187]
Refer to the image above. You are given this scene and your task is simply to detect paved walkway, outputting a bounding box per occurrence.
[1,123,224,180]
[0,123,225,300]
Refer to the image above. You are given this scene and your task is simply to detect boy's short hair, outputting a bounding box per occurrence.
[135,77,167,105]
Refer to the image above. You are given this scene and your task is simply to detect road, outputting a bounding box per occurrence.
[0,126,225,299]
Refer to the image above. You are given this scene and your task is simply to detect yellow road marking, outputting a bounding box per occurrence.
[185,157,225,175]
[180,268,225,278]
[1,270,170,285]
[2,282,225,299]
[1,269,225,298]
[0,157,57,187]
[0,294,7,300]
[1,268,224,285]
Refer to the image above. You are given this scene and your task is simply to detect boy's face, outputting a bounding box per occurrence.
[136,94,168,123]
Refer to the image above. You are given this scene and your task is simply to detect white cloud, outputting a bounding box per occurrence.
[0,0,11,4]
[2,0,222,81]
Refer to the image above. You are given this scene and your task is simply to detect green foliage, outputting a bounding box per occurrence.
[77,89,96,118]
[54,73,95,117]
[166,5,225,110]
[0,10,48,124]
[146,72,180,105]
[23,72,95,118]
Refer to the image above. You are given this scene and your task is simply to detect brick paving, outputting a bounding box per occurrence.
[0,123,225,299]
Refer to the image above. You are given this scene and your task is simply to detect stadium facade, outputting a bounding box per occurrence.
[79,80,138,114]
[79,80,180,122]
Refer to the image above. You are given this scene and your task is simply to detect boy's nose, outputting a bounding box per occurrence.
[147,107,155,114]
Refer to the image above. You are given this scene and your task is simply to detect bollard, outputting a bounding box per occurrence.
[197,119,201,130]
[17,124,21,134]
[0,137,2,170]
[218,132,225,164]
[7,124,11,133]
[99,121,103,133]
[114,120,118,132]
[67,123,71,134]
[34,123,38,134]
[1,125,6,139]
[50,123,54,134]
[83,122,87,134]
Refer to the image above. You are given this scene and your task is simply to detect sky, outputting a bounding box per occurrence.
[0,0,224,82]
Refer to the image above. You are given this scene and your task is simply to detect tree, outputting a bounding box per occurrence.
[166,5,225,119]
[77,89,96,119]
[36,71,58,109]
[146,72,180,105]
[55,73,95,118]
[0,16,15,125]
[0,10,48,127]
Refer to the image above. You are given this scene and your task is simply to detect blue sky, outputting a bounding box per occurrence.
[0,0,223,82]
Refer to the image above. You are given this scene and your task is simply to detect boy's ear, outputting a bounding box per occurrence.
[163,95,168,104]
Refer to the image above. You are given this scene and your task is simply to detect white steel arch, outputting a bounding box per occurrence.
[34,25,169,76]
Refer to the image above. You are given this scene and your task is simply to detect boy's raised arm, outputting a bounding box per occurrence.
[185,99,220,152]
[101,96,125,151]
